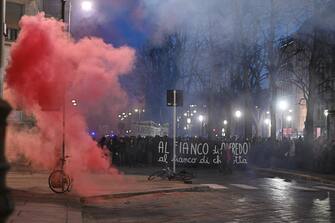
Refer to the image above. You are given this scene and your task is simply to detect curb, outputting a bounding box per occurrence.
[253,167,335,185]
[80,185,211,203]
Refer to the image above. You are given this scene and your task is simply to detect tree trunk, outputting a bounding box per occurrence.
[305,97,314,141]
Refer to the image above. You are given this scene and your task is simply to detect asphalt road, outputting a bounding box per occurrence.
[83,169,335,223]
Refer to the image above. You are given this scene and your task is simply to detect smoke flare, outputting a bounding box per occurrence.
[5,13,135,194]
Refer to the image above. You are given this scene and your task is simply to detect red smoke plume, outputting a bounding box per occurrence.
[5,14,135,194]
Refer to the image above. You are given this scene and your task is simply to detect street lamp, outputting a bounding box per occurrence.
[277,99,289,140]
[187,118,191,124]
[235,110,242,118]
[198,115,204,137]
[264,118,271,138]
[234,110,242,138]
[264,118,271,125]
[223,120,228,125]
[81,1,93,11]
[278,100,288,111]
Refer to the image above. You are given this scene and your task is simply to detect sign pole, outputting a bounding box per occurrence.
[173,90,176,173]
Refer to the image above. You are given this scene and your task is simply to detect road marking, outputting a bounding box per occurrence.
[291,185,318,192]
[201,184,228,190]
[230,184,258,190]
[314,186,335,192]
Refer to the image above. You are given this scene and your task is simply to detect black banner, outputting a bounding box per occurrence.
[154,139,251,168]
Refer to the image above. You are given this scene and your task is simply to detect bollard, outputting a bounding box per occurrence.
[0,99,13,223]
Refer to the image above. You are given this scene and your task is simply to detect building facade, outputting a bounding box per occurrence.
[3,0,64,124]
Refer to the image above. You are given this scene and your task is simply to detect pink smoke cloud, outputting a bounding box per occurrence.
[5,13,135,195]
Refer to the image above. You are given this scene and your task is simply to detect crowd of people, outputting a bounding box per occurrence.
[96,134,335,174]
[97,135,163,167]
[249,136,335,174]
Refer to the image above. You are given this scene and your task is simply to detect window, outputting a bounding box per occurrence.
[43,0,62,19]
[6,2,24,27]
[5,27,19,41]
[5,2,24,41]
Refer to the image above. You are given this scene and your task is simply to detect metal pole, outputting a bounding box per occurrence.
[281,112,284,140]
[173,90,176,173]
[68,1,72,33]
[62,97,65,169]
[61,0,66,170]
[61,0,66,21]
[0,0,5,98]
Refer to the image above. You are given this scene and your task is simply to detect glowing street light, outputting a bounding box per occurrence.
[264,118,271,125]
[235,110,242,118]
[264,118,271,137]
[187,118,191,124]
[223,120,228,125]
[277,99,289,140]
[198,115,205,136]
[81,1,93,12]
[324,109,329,117]
[277,100,288,111]
[286,116,292,122]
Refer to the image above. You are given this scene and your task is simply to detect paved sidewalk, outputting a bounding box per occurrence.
[5,169,203,223]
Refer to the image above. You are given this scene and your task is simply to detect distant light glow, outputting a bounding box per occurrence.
[235,110,242,118]
[198,115,204,122]
[223,120,228,125]
[90,131,96,136]
[81,1,93,11]
[278,100,288,111]
[324,109,329,117]
[187,118,191,124]
[286,116,292,122]
[264,118,271,125]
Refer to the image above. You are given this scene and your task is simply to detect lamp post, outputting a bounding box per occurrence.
[286,115,292,138]
[62,0,93,32]
[234,110,242,137]
[264,118,271,137]
[278,99,288,140]
[198,115,204,136]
